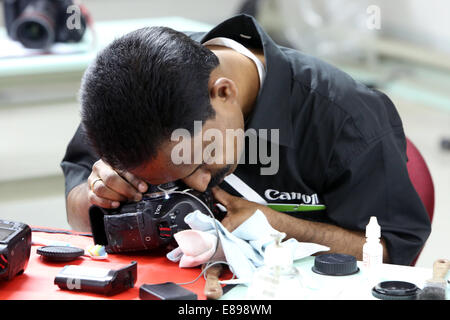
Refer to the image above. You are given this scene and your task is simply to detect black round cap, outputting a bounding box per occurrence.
[36,246,84,262]
[372,281,420,300]
[312,253,359,276]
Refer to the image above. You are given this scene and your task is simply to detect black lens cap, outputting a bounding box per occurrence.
[312,253,360,276]
[372,281,421,300]
[37,246,85,262]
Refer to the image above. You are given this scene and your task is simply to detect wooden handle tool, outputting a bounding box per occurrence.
[431,259,449,282]
[204,263,223,300]
[417,258,449,300]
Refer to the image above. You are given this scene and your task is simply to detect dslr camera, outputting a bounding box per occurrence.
[0,219,32,281]
[3,0,87,49]
[89,182,225,254]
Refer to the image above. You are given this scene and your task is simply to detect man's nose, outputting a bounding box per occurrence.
[182,168,211,192]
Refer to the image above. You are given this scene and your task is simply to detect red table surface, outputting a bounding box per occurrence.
[0,226,224,300]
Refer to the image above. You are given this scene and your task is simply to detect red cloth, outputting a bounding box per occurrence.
[0,227,218,300]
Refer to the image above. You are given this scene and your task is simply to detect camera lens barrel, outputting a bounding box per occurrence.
[4,0,87,49]
[11,0,58,49]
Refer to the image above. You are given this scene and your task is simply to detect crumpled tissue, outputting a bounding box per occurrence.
[167,209,329,280]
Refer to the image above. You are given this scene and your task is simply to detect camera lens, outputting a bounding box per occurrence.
[11,0,57,49]
[15,20,52,48]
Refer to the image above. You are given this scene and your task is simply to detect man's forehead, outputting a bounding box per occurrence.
[131,159,171,183]
[129,145,195,185]
[130,120,219,184]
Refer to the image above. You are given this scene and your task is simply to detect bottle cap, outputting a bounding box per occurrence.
[366,216,381,238]
[37,245,84,262]
[372,281,420,300]
[312,253,359,276]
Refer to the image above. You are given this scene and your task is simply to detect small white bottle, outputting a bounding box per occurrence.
[363,216,383,268]
[246,233,304,300]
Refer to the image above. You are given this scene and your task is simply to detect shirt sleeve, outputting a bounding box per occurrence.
[322,120,431,266]
[60,124,98,198]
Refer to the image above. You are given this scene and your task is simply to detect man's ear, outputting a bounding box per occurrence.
[210,77,238,101]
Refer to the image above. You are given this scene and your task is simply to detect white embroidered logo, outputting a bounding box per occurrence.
[264,189,320,205]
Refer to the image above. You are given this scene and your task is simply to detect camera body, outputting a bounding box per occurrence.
[3,0,87,49]
[0,220,32,281]
[89,183,224,254]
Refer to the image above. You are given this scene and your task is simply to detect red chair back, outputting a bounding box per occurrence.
[405,138,434,265]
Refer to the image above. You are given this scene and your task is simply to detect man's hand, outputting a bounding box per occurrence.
[211,186,389,262]
[211,187,266,231]
[87,159,148,209]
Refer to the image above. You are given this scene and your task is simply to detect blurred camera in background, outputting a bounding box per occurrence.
[3,0,88,49]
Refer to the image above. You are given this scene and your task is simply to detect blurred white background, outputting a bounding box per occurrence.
[0,0,448,269]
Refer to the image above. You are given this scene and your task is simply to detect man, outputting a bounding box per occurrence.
[61,14,431,266]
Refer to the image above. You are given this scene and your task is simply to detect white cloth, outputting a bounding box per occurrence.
[167,209,329,280]
[203,37,266,90]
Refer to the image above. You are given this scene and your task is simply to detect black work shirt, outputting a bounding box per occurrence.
[61,14,431,266]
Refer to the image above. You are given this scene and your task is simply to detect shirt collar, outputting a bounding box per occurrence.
[200,14,294,148]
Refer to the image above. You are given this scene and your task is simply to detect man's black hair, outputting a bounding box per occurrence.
[80,26,218,170]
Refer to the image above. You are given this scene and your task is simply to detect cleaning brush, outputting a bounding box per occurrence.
[417,259,449,300]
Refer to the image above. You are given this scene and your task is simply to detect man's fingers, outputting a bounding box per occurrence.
[220,216,231,230]
[95,165,142,201]
[89,178,128,202]
[119,170,148,193]
[88,159,146,210]
[220,215,238,232]
[88,190,121,209]
[211,187,234,207]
